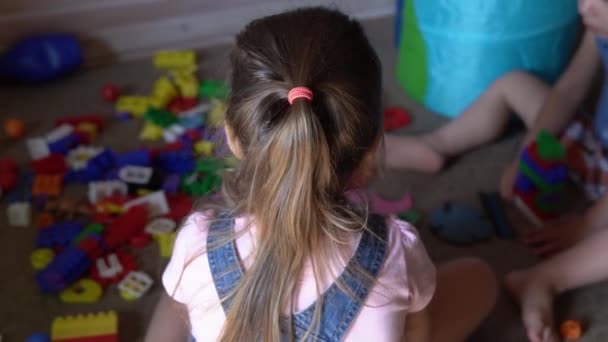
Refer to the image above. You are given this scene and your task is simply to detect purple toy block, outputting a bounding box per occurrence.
[35,246,91,293]
[162,173,180,194]
[156,151,195,175]
[36,222,83,248]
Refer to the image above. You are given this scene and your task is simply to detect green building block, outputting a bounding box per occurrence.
[71,223,105,245]
[519,162,565,193]
[398,210,420,225]
[199,80,229,100]
[145,108,178,128]
[536,130,565,160]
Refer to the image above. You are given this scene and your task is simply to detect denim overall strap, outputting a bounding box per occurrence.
[207,213,388,341]
[207,211,244,312]
[290,214,388,341]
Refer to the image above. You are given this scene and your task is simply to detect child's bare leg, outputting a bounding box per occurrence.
[385,72,549,171]
[506,228,608,342]
[429,258,498,342]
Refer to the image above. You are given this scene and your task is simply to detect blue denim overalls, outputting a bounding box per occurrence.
[204,212,388,341]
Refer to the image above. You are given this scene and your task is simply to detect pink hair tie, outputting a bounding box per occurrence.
[287,86,313,105]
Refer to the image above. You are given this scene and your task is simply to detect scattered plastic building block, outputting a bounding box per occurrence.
[130,231,152,248]
[479,192,515,239]
[118,271,153,301]
[560,319,583,341]
[103,205,148,250]
[31,154,67,175]
[430,202,494,245]
[7,201,31,227]
[154,50,196,70]
[194,140,214,156]
[51,310,118,342]
[65,149,115,183]
[514,131,568,225]
[59,278,103,303]
[397,210,420,225]
[166,194,194,221]
[139,122,164,141]
[0,158,18,193]
[156,150,195,175]
[88,180,128,204]
[71,223,105,245]
[37,222,83,248]
[6,171,33,203]
[145,218,177,235]
[37,212,56,228]
[46,125,79,155]
[207,99,226,127]
[36,246,92,293]
[115,150,150,168]
[26,332,50,342]
[383,106,411,131]
[154,232,176,258]
[149,77,178,109]
[67,147,102,171]
[56,114,104,132]
[101,84,121,103]
[116,96,149,117]
[27,137,51,160]
[91,251,137,286]
[369,192,413,215]
[162,173,180,194]
[145,108,178,128]
[199,79,229,99]
[31,248,55,270]
[163,124,186,143]
[123,191,169,218]
[32,174,63,198]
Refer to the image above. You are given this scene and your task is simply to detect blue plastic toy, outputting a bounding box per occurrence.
[430,202,494,245]
[25,333,51,342]
[116,149,151,168]
[157,151,195,175]
[0,34,82,84]
[36,222,83,248]
[36,246,91,293]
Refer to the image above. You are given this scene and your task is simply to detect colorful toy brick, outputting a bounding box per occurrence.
[123,191,169,218]
[139,121,164,141]
[162,173,181,194]
[118,271,153,300]
[31,248,55,270]
[36,246,91,293]
[194,140,214,156]
[154,231,176,258]
[59,278,103,303]
[67,146,102,171]
[102,84,121,103]
[76,236,104,260]
[26,332,50,342]
[56,114,103,132]
[27,137,51,160]
[6,170,33,202]
[560,319,583,341]
[115,149,151,168]
[383,106,411,131]
[145,108,178,128]
[47,125,79,155]
[88,180,127,204]
[0,158,18,192]
[166,194,193,221]
[207,99,226,127]
[130,231,151,248]
[37,212,56,228]
[163,124,186,143]
[149,77,178,109]
[7,201,31,227]
[65,149,115,183]
[51,310,118,342]
[514,131,568,225]
[91,251,137,286]
[33,174,63,197]
[479,192,515,239]
[169,97,198,113]
[154,50,196,70]
[37,222,83,248]
[199,79,229,99]
[145,217,177,235]
[72,223,105,245]
[172,69,198,98]
[31,154,67,174]
[103,205,148,249]
[156,150,195,175]
[397,210,420,225]
[44,197,92,219]
[116,96,149,117]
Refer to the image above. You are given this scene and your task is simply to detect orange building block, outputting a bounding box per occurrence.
[560,320,583,341]
[33,174,63,197]
[37,212,55,228]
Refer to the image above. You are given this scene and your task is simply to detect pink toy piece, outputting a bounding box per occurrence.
[369,192,413,215]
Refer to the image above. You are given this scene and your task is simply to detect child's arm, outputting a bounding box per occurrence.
[145,292,190,342]
[403,307,432,342]
[521,30,600,146]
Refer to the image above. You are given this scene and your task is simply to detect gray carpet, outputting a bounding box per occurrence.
[1,16,607,342]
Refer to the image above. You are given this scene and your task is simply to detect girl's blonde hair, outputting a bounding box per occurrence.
[218,7,382,341]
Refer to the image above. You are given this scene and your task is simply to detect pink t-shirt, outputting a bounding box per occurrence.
[163,212,436,341]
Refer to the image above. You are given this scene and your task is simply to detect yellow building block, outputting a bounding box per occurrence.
[31,248,54,270]
[75,122,98,140]
[116,96,150,117]
[150,77,178,109]
[154,50,196,70]
[59,278,103,304]
[51,310,117,340]
[172,70,199,98]
[153,232,176,258]
[207,99,226,128]
[139,122,164,141]
[194,140,214,156]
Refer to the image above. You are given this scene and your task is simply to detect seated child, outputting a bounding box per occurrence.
[145,7,497,342]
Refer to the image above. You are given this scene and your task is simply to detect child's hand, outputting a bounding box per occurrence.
[522,215,587,258]
[500,159,519,200]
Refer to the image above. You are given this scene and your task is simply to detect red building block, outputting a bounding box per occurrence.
[31,154,67,175]
[55,114,104,132]
[90,251,137,286]
[383,107,411,131]
[0,158,18,191]
[166,194,193,221]
[103,205,148,250]
[33,174,64,197]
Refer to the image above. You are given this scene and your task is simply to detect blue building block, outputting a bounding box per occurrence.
[25,333,51,342]
[65,149,116,183]
[180,115,205,129]
[515,172,536,192]
[479,192,515,239]
[6,170,33,202]
[162,173,181,194]
[430,202,494,245]
[36,222,83,248]
[521,149,568,184]
[48,132,79,155]
[116,149,151,168]
[156,151,195,175]
[35,246,91,293]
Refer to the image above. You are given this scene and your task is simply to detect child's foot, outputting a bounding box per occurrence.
[505,270,559,342]
[383,134,445,172]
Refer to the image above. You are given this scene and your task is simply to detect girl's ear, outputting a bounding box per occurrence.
[224,124,245,160]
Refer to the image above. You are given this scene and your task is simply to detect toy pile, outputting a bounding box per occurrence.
[2,50,233,308]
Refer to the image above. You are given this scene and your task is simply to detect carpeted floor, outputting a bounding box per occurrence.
[2,16,608,342]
